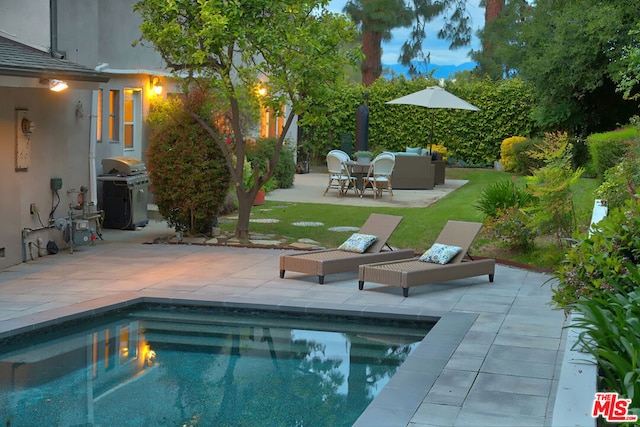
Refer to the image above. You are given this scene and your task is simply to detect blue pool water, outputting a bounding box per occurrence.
[0,305,433,426]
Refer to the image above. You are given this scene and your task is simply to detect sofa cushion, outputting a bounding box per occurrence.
[406,146,422,154]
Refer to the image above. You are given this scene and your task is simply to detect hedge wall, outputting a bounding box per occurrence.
[298,76,538,165]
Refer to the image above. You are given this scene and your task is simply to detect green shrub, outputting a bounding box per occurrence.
[525,132,583,246]
[587,128,635,178]
[484,206,536,251]
[147,92,230,234]
[571,280,640,416]
[552,198,640,310]
[594,141,640,209]
[512,138,545,175]
[146,92,232,235]
[476,178,537,251]
[275,146,296,188]
[500,136,527,172]
[246,137,296,189]
[474,178,535,218]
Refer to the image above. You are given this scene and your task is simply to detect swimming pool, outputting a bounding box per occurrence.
[0,304,434,426]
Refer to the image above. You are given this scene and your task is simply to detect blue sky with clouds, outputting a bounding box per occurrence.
[327,0,484,66]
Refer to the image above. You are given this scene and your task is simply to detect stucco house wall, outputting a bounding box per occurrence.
[0,0,299,269]
[0,85,99,269]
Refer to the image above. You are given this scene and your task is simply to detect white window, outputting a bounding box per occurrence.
[123,89,142,152]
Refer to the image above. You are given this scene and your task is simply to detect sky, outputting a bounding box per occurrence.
[327,0,485,66]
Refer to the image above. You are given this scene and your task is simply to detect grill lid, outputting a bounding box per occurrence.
[102,156,147,175]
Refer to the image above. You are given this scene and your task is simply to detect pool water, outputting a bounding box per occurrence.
[0,305,433,426]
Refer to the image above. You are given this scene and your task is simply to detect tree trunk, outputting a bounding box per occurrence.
[482,0,505,72]
[361,30,383,87]
[235,186,256,240]
[485,0,504,23]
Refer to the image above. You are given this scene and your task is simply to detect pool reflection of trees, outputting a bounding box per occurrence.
[150,326,416,426]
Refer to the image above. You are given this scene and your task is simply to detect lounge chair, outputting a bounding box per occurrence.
[279,213,415,284]
[358,220,495,297]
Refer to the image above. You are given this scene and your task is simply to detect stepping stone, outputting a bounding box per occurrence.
[328,226,360,232]
[298,238,320,245]
[250,239,282,246]
[292,221,324,227]
[250,218,280,223]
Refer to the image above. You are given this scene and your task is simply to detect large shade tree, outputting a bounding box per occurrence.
[617,24,640,101]
[343,0,473,86]
[134,0,358,239]
[471,0,518,79]
[485,0,639,133]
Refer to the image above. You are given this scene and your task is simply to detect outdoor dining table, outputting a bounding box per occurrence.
[345,160,371,195]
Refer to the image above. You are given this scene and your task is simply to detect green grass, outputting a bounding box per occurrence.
[220,168,601,270]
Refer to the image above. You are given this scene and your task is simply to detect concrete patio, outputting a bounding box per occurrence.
[0,173,596,426]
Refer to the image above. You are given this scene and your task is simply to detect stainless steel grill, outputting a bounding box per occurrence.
[97,156,149,230]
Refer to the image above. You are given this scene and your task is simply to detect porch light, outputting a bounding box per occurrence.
[150,75,163,95]
[49,79,68,92]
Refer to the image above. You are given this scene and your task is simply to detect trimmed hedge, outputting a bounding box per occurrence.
[298,76,538,165]
[587,128,638,178]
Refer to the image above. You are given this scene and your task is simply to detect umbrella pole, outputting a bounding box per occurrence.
[430,111,434,153]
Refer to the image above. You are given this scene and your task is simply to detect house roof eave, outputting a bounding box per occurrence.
[0,66,110,83]
[0,35,110,84]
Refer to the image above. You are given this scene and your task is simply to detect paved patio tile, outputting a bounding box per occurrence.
[462,388,549,419]
[481,357,557,380]
[0,228,577,426]
[410,403,461,426]
[473,372,552,397]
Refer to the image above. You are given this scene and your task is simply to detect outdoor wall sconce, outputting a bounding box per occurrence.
[150,75,163,95]
[49,79,68,92]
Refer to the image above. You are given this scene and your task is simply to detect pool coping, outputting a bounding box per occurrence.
[0,290,476,426]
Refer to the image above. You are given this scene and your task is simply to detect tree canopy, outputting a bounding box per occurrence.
[134,0,358,239]
[475,0,639,134]
[344,0,473,86]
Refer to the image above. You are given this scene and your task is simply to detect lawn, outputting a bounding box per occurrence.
[220,168,600,270]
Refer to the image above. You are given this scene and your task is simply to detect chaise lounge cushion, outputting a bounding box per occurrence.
[418,243,461,264]
[338,233,378,253]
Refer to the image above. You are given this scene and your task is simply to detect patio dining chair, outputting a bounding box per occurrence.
[362,152,395,199]
[324,150,357,196]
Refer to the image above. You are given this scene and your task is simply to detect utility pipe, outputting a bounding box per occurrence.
[89,90,98,206]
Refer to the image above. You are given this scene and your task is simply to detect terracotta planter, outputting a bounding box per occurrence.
[254,189,265,205]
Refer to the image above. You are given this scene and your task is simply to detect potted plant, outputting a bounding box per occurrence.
[243,158,277,205]
[353,150,373,163]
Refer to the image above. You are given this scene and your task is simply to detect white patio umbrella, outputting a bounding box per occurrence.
[386,85,479,152]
